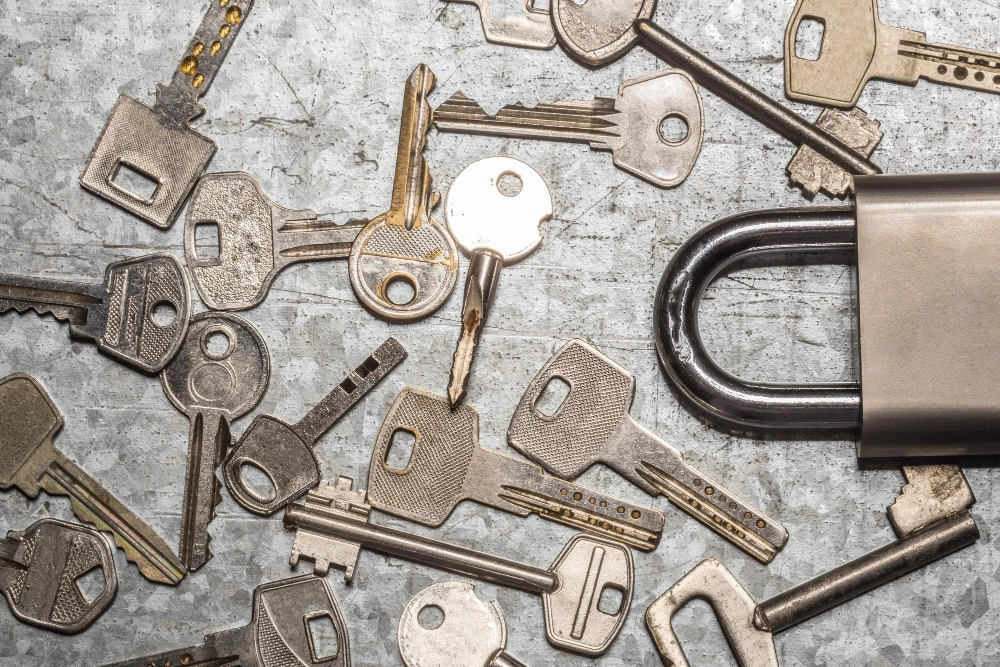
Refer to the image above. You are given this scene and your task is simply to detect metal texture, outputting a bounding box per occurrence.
[550,0,658,66]
[787,108,883,198]
[442,0,557,49]
[785,0,1000,108]
[888,466,975,537]
[224,338,406,515]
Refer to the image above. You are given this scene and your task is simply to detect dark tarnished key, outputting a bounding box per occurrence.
[0,374,185,586]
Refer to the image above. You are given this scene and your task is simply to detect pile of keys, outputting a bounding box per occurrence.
[3,0,998,664]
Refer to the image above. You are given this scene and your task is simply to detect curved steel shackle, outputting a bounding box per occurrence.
[653,206,860,431]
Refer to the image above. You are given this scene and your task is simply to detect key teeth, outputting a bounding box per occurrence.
[787,107,883,198]
[888,465,975,537]
[0,301,81,325]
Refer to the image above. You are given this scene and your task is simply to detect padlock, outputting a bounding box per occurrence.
[654,172,1000,458]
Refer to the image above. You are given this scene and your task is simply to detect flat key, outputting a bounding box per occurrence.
[80,0,255,229]
[0,518,118,634]
[442,0,557,50]
[435,69,703,188]
[508,339,788,563]
[368,388,664,551]
[445,157,552,406]
[160,313,270,571]
[786,0,1000,108]
[285,476,633,656]
[0,374,186,585]
[224,338,406,515]
[0,253,190,373]
[100,575,351,667]
[787,108,883,198]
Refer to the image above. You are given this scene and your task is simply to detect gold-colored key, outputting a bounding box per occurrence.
[0,374,185,586]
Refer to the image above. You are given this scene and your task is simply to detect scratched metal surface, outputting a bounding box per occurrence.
[1,0,999,664]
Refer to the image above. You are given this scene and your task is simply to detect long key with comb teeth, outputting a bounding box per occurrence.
[367,387,664,552]
[508,339,787,563]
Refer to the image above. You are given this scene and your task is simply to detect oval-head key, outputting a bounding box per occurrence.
[368,387,664,551]
[0,253,190,373]
[0,374,185,585]
[0,518,118,634]
[398,581,527,667]
[161,312,270,571]
[508,339,788,563]
[445,156,553,406]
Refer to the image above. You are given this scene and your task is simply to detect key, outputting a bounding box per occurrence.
[1,518,117,634]
[100,575,351,667]
[368,387,664,551]
[160,313,270,571]
[787,108,883,198]
[0,374,185,585]
[445,157,552,406]
[285,476,633,656]
[443,0,557,50]
[434,69,703,188]
[507,339,788,563]
[644,468,979,667]
[186,66,458,319]
[786,0,1000,108]
[0,253,190,373]
[80,0,255,229]
[398,581,527,667]
[224,338,406,516]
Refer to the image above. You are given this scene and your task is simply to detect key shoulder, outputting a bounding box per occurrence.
[0,374,62,491]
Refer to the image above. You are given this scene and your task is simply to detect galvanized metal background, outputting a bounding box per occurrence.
[1,0,999,664]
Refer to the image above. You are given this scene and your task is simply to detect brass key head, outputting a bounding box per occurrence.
[544,534,634,655]
[551,0,658,66]
[0,374,62,491]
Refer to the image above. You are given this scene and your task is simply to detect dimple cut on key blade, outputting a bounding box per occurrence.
[0,375,62,487]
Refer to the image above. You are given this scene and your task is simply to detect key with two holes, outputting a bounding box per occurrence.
[1,518,118,634]
[435,69,703,188]
[285,476,633,656]
[0,374,185,585]
[160,313,270,571]
[367,387,664,552]
[224,338,406,515]
[186,65,458,318]
[0,253,190,373]
[445,157,553,406]
[101,575,351,667]
[786,0,1000,108]
[508,340,788,563]
[80,0,254,229]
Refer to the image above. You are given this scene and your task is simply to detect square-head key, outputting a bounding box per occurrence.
[80,0,254,229]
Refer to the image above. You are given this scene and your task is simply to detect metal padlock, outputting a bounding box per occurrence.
[654,172,1000,458]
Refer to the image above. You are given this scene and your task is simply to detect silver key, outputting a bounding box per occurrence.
[80,0,254,229]
[645,466,978,667]
[101,575,351,667]
[398,581,527,667]
[160,313,270,571]
[368,388,665,551]
[786,0,1000,108]
[445,157,552,406]
[508,339,788,563]
[285,476,633,656]
[787,108,883,198]
[0,253,190,374]
[436,70,702,188]
[443,0,556,49]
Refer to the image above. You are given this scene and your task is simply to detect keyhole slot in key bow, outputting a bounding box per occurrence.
[417,604,445,630]
[658,114,690,145]
[237,462,277,502]
[384,428,417,472]
[306,613,341,660]
[497,171,523,197]
[384,273,418,306]
[151,301,178,328]
[200,326,235,360]
[110,162,159,203]
[597,584,625,615]
[534,376,571,417]
[794,17,825,61]
[75,565,107,605]
[194,222,222,262]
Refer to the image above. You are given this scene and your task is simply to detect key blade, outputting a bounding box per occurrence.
[888,465,975,537]
[903,40,1000,95]
[788,108,883,198]
[448,251,502,406]
[0,274,101,326]
[178,412,230,572]
[388,64,436,231]
[100,645,234,667]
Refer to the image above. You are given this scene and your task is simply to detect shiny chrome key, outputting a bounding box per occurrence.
[0,253,190,373]
[368,388,664,551]
[435,70,703,188]
[0,374,185,585]
[160,313,270,571]
[508,339,788,563]
[80,0,255,229]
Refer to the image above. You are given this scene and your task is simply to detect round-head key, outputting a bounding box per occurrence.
[550,0,657,66]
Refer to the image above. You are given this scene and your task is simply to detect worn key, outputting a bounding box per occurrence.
[100,575,351,667]
[0,253,190,373]
[0,374,185,585]
[80,0,254,229]
[645,467,979,667]
[508,339,787,563]
[787,108,883,198]
[443,0,557,50]
[160,313,270,571]
[445,157,552,406]
[398,581,527,667]
[435,70,703,188]
[786,0,1000,108]
[368,387,664,551]
[1,518,118,634]
[285,476,633,656]
[224,338,406,516]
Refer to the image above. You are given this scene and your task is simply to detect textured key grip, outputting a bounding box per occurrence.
[0,374,62,488]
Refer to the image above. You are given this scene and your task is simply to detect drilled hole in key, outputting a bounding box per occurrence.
[204,330,233,358]
[597,585,625,615]
[535,376,570,416]
[307,614,340,660]
[354,355,380,379]
[239,462,277,502]
[418,604,445,630]
[151,301,178,328]
[497,172,523,197]
[955,66,969,81]
[658,114,689,145]
[385,274,417,306]
[385,428,416,472]
[75,566,107,604]
[794,17,825,61]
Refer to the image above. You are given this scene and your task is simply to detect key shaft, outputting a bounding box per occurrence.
[900,39,1000,93]
[448,250,502,406]
[386,64,435,231]
[178,410,230,572]
[0,273,102,325]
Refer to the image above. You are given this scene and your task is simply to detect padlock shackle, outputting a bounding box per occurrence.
[654,206,861,431]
